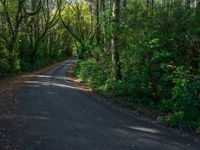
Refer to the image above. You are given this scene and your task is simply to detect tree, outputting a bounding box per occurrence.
[123,0,127,7]
[59,1,95,58]
[25,0,59,66]
[0,0,40,70]
[112,0,121,80]
[96,0,100,45]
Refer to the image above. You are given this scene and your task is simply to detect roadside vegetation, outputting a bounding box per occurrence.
[0,0,200,133]
[0,0,72,77]
[74,0,200,133]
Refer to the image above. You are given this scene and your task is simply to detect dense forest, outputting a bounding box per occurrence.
[0,0,200,132]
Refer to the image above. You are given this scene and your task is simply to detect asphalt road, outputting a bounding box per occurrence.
[4,58,200,150]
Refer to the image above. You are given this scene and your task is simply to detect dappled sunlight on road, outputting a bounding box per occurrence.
[24,80,91,92]
[126,126,161,134]
[0,115,51,121]
[26,75,67,80]
[111,125,188,150]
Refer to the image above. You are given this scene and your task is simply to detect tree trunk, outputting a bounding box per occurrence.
[100,0,107,52]
[147,0,150,10]
[185,0,190,6]
[89,2,93,34]
[151,0,154,10]
[197,0,200,8]
[123,0,127,8]
[96,0,100,45]
[112,0,122,80]
[8,41,17,71]
[31,40,39,67]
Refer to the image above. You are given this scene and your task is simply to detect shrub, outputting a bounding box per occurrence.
[0,59,9,77]
[75,58,109,89]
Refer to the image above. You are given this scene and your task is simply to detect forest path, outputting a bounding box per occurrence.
[4,58,200,150]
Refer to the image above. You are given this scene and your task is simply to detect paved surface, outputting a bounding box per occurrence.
[2,58,200,150]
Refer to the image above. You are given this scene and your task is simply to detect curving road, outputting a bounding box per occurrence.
[3,58,200,150]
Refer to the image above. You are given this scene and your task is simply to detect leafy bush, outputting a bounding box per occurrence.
[0,59,9,77]
[20,61,32,72]
[75,58,109,89]
[103,79,126,96]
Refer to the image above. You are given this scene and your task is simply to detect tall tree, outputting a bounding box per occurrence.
[112,0,121,80]
[59,1,96,58]
[0,0,40,70]
[99,0,107,51]
[26,0,59,66]
[123,0,127,7]
[96,0,100,45]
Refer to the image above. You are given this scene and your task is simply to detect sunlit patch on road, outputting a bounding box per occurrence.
[24,80,91,91]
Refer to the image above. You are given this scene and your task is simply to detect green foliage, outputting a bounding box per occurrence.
[103,79,126,96]
[20,61,32,72]
[0,59,9,77]
[0,0,199,133]
[0,48,21,76]
[75,1,200,132]
[0,0,72,76]
[75,58,109,89]
[75,58,126,96]
[172,67,200,111]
